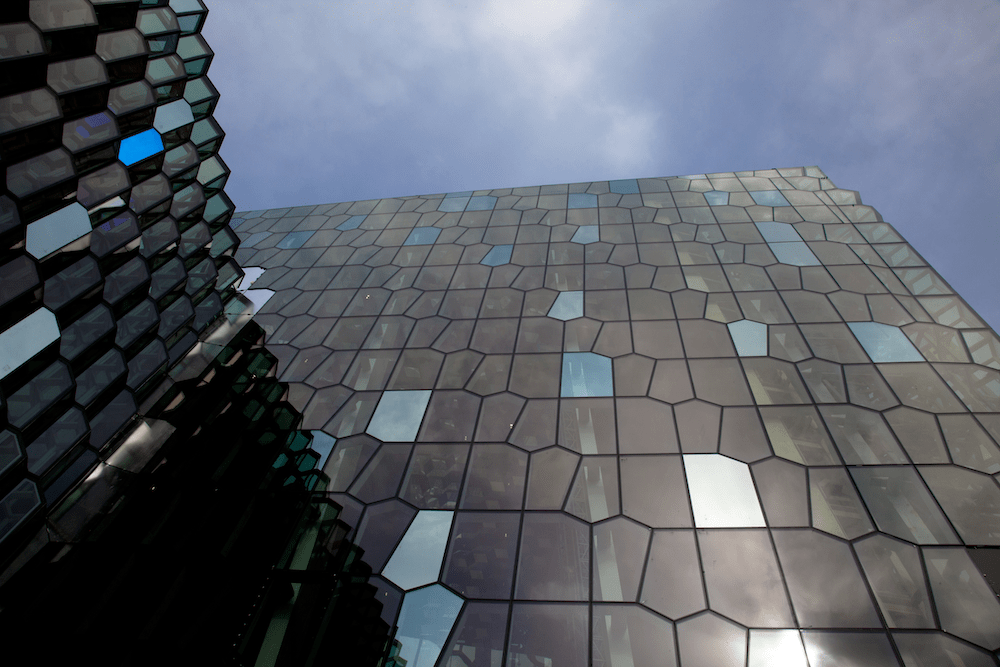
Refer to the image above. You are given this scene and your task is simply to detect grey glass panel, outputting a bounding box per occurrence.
[355,500,416,571]
[571,225,599,244]
[401,444,468,509]
[322,435,379,491]
[854,534,935,628]
[809,467,874,539]
[756,221,800,242]
[366,390,431,441]
[0,308,60,380]
[851,467,958,544]
[845,364,900,410]
[883,407,949,463]
[461,444,527,510]
[439,602,508,667]
[593,604,677,667]
[894,632,997,667]
[568,193,597,208]
[443,512,519,599]
[525,447,577,509]
[620,456,691,527]
[743,358,812,405]
[561,352,613,397]
[919,466,1000,544]
[923,547,1000,648]
[467,195,496,211]
[881,364,965,413]
[439,197,470,212]
[684,454,765,527]
[938,414,1000,474]
[751,457,809,526]
[396,584,464,667]
[771,529,881,627]
[0,480,41,543]
[801,632,900,667]
[751,190,791,206]
[565,455,619,522]
[506,603,588,667]
[25,203,91,259]
[610,179,639,194]
[798,359,847,403]
[275,230,314,249]
[771,241,822,266]
[382,510,454,590]
[848,321,923,362]
[616,398,678,454]
[676,612,746,667]
[404,227,442,246]
[748,630,809,667]
[480,244,512,266]
[640,530,705,619]
[350,444,410,503]
[515,514,590,600]
[336,214,367,230]
[728,319,767,356]
[819,405,908,465]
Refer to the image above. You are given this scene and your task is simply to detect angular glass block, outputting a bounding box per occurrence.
[25,203,92,260]
[366,390,431,442]
[727,319,767,356]
[152,99,194,134]
[561,352,613,397]
[770,242,822,266]
[480,244,512,266]
[403,227,441,246]
[381,510,454,590]
[848,321,924,362]
[683,454,766,528]
[118,128,164,166]
[395,584,464,667]
[547,291,583,321]
[0,308,60,380]
[570,225,600,244]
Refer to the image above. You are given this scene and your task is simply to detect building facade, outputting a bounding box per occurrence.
[230,170,1000,667]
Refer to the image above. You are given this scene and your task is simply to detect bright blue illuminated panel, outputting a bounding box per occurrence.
[118,129,164,166]
[561,352,613,397]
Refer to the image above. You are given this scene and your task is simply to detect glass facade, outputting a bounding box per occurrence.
[2,2,999,666]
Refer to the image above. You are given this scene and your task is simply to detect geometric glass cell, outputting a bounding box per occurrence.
[117,128,164,166]
[683,454,766,528]
[0,479,41,543]
[704,191,729,206]
[381,510,454,591]
[0,308,60,380]
[850,466,958,545]
[152,99,194,133]
[561,352,613,397]
[755,222,801,242]
[403,227,441,246]
[466,195,496,211]
[366,390,432,442]
[394,584,464,667]
[25,203,92,259]
[748,630,808,667]
[727,319,768,356]
[480,244,512,266]
[547,291,584,321]
[438,197,470,213]
[336,215,366,231]
[275,230,314,249]
[848,321,925,363]
[568,193,597,208]
[750,190,791,206]
[770,242,822,266]
[571,226,600,244]
[610,179,639,194]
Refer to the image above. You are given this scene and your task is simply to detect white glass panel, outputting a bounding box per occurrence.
[0,308,60,380]
[683,454,766,528]
[728,320,768,356]
[748,630,808,667]
[382,510,454,590]
[25,203,91,259]
[367,389,431,442]
[848,322,924,363]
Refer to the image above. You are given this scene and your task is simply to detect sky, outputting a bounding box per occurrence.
[203,0,1000,332]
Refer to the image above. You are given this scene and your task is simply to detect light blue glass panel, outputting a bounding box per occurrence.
[438,197,470,213]
[446,191,474,197]
[275,230,314,249]
[382,510,455,590]
[610,179,640,194]
[466,196,496,211]
[770,242,821,266]
[548,291,583,321]
[118,128,164,166]
[309,431,337,469]
[755,222,801,242]
[404,227,441,246]
[750,190,791,206]
[571,226,600,244]
[561,352,614,397]
[336,215,366,231]
[25,203,91,259]
[848,322,924,363]
[704,191,729,206]
[367,390,432,441]
[241,231,271,247]
[568,193,598,209]
[152,99,194,133]
[0,308,60,380]
[728,320,768,356]
[395,584,464,667]
[481,244,513,266]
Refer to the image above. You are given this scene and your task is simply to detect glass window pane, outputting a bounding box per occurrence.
[395,584,464,667]
[850,467,958,545]
[366,390,431,442]
[382,510,454,590]
[684,454,765,528]
[515,514,590,600]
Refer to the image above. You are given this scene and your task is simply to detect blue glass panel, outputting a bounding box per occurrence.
[548,291,583,321]
[610,179,640,194]
[241,231,271,247]
[118,128,164,166]
[571,226,600,244]
[481,244,513,266]
[704,191,729,206]
[275,230,314,249]
[770,242,821,266]
[382,510,454,590]
[728,320,768,356]
[568,193,598,209]
[395,584,464,667]
[309,431,337,468]
[229,217,245,229]
[466,196,496,211]
[848,322,924,363]
[0,308,60,380]
[438,197,470,213]
[404,227,441,246]
[755,222,800,243]
[561,352,614,397]
[367,390,432,441]
[750,190,791,207]
[25,203,92,259]
[336,215,367,231]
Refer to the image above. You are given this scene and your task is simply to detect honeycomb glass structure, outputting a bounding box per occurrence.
[231,167,1000,667]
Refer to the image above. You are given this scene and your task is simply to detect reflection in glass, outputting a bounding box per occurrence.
[443,512,519,599]
[819,405,908,465]
[439,602,509,667]
[382,510,454,590]
[395,584,464,667]
[893,631,998,667]
[851,467,958,545]
[366,389,431,441]
[750,190,791,206]
[571,225,599,244]
[919,466,1000,544]
[506,603,588,667]
[683,454,765,528]
[770,241,822,266]
[25,203,92,259]
[748,630,808,667]
[801,631,900,667]
[853,534,935,628]
[593,604,677,667]
[727,319,767,356]
[561,352,613,397]
[566,456,619,522]
[924,547,1000,648]
[849,321,924,362]
[400,444,468,509]
[481,244,513,266]
[547,291,584,321]
[515,514,590,601]
[809,467,874,539]
[676,612,746,667]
